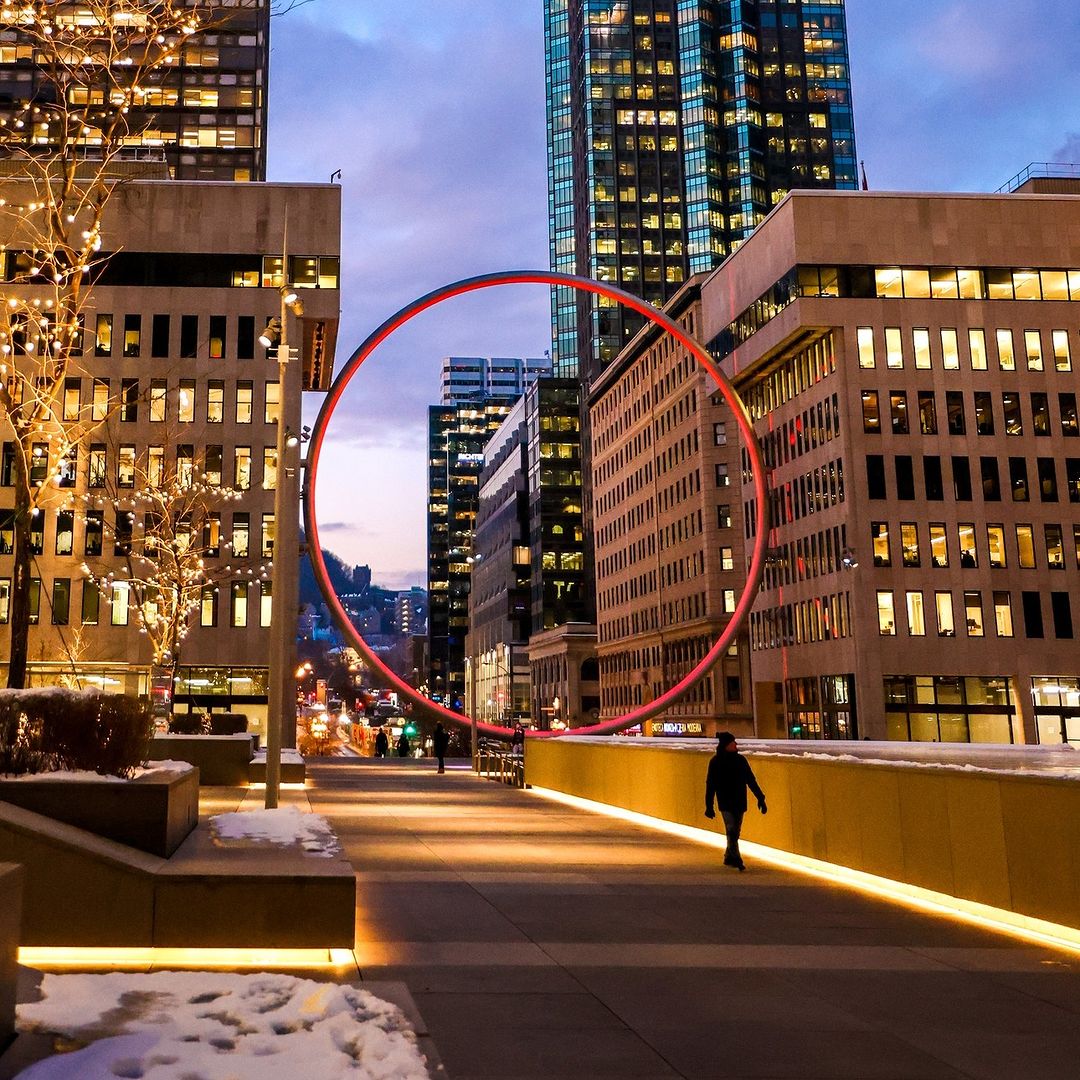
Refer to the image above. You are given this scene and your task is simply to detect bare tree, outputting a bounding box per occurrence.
[0,1,260,686]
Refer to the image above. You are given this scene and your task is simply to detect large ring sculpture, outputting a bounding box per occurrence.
[302,270,770,740]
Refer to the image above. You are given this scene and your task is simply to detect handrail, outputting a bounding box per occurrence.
[996,161,1080,193]
[475,748,525,789]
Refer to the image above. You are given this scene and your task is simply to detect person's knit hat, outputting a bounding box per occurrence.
[716,731,736,749]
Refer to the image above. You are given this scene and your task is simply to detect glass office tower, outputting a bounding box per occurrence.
[545,0,857,382]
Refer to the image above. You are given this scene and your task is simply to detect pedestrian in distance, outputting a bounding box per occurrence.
[510,723,525,756]
[704,731,766,871]
[374,727,389,758]
[397,731,410,758]
[433,721,449,773]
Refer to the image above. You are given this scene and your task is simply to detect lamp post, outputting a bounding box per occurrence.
[261,283,304,809]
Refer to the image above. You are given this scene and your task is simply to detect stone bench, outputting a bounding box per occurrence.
[249,748,306,785]
[146,734,257,786]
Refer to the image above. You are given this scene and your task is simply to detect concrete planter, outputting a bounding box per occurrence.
[249,749,306,785]
[0,766,198,858]
[0,863,20,1050]
[146,734,256,786]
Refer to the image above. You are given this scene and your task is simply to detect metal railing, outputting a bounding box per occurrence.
[475,748,525,788]
[996,161,1080,193]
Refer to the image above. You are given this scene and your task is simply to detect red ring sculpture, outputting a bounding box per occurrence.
[302,271,770,740]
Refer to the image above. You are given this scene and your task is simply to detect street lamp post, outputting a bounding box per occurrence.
[261,282,304,809]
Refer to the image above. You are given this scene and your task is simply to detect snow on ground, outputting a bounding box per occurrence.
[210,805,341,857]
[15,971,430,1079]
[2,762,195,783]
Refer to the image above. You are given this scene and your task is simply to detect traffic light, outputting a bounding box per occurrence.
[403,722,418,737]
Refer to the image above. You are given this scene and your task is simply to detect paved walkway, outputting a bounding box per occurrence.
[307,757,1080,1080]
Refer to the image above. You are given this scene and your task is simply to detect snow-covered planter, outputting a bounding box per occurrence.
[0,688,154,778]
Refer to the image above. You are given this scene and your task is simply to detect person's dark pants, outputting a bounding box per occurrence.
[721,810,744,867]
[437,753,445,773]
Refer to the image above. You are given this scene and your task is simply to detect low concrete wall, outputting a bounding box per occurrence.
[0,767,198,857]
[525,739,1080,932]
[249,750,306,785]
[0,802,355,948]
[147,734,256,786]
[0,863,21,1050]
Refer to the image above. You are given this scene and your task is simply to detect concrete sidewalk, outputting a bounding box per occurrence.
[309,757,1080,1080]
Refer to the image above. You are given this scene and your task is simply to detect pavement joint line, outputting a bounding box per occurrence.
[527,785,1080,961]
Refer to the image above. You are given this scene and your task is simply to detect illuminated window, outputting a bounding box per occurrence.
[901,523,919,567]
[260,583,272,627]
[231,582,248,628]
[968,328,987,370]
[148,447,164,488]
[234,446,251,490]
[1016,525,1035,568]
[993,592,1013,637]
[1053,329,1072,372]
[178,380,195,423]
[871,522,890,566]
[885,327,903,368]
[996,329,1015,370]
[906,591,925,636]
[940,328,959,370]
[62,379,81,421]
[150,380,167,422]
[929,524,948,568]
[964,592,984,637]
[117,445,136,488]
[236,382,253,424]
[1025,330,1043,370]
[261,513,275,558]
[935,592,954,636]
[262,447,277,490]
[92,379,109,421]
[876,591,895,635]
[913,328,931,369]
[857,327,875,368]
[264,382,280,424]
[111,581,130,626]
[232,513,250,558]
[207,381,224,423]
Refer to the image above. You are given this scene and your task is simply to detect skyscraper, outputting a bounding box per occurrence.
[545,0,857,381]
[0,2,270,182]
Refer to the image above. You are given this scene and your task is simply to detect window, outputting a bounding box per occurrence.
[720,546,734,571]
[52,579,70,625]
[918,392,936,434]
[986,525,1006,568]
[177,445,194,487]
[231,583,248,628]
[120,378,138,422]
[205,445,223,486]
[111,581,130,626]
[178,380,195,423]
[1045,523,1065,568]
[180,314,198,358]
[885,327,903,368]
[1009,457,1029,501]
[1038,458,1058,501]
[199,585,217,628]
[968,328,988,370]
[58,447,77,488]
[63,379,81,421]
[234,446,251,490]
[0,579,9,624]
[952,456,972,500]
[901,523,920,567]
[913,328,931,369]
[28,443,48,487]
[151,313,170,358]
[890,391,908,434]
[923,457,944,500]
[940,328,960,369]
[929,524,948,568]
[974,392,994,435]
[714,463,729,487]
[0,512,11,553]
[1060,393,1078,437]
[871,522,890,566]
[866,456,886,500]
[114,510,133,555]
[55,511,73,556]
[260,582,272,627]
[236,382,253,424]
[946,391,965,435]
[237,316,255,360]
[722,589,736,613]
[261,513,275,558]
[1068,459,1080,502]
[95,314,112,357]
[264,381,280,424]
[937,596,954,635]
[1016,525,1036,568]
[857,327,875,368]
[1053,329,1072,372]
[895,456,915,500]
[207,381,224,423]
[993,592,1013,637]
[262,447,277,490]
[1022,591,1043,638]
[958,524,977,567]
[1025,330,1043,371]
[877,591,895,635]
[148,447,164,488]
[117,445,136,488]
[713,421,727,445]
[84,510,103,555]
[861,390,880,433]
[906,591,925,636]
[717,504,731,528]
[209,315,226,360]
[996,328,1015,370]
[1051,592,1073,639]
[202,513,221,558]
[149,380,167,422]
[81,580,99,625]
[123,314,141,357]
[232,513,250,558]
[964,592,984,637]
[92,378,109,421]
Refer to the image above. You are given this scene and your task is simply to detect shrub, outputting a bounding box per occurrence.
[0,689,154,778]
[209,713,248,736]
[168,711,209,735]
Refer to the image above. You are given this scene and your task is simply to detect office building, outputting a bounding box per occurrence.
[701,188,1080,744]
[0,2,270,182]
[440,355,551,405]
[589,277,752,736]
[545,0,857,380]
[0,179,340,731]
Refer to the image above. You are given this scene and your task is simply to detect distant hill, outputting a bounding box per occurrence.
[298,540,372,611]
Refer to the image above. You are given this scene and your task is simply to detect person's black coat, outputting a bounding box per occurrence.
[397,734,410,757]
[374,730,389,757]
[705,750,765,814]
[433,725,450,755]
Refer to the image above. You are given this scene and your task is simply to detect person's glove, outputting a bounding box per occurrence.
[758,799,768,815]
[704,807,715,819]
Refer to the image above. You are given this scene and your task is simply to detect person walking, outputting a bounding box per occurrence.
[374,727,389,758]
[397,731,410,758]
[704,731,766,871]
[433,722,449,773]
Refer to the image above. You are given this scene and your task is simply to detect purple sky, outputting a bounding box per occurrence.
[267,0,1080,591]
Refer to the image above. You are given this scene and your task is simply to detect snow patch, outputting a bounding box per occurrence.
[16,971,430,1080]
[1,762,196,783]
[210,805,341,857]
